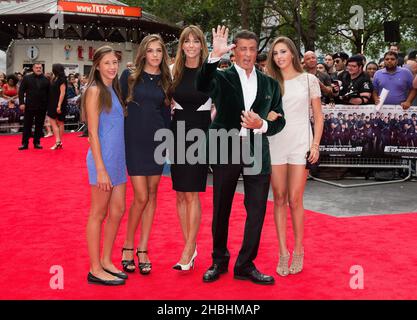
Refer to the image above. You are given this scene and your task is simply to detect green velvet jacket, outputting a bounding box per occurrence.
[196,60,286,175]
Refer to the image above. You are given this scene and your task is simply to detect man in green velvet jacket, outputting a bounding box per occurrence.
[196,26,285,285]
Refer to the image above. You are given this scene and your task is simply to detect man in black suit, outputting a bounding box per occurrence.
[196,26,285,285]
[18,63,50,150]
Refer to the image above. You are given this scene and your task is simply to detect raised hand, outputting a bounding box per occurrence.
[211,25,236,59]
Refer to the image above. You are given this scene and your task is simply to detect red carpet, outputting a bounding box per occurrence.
[1,133,417,300]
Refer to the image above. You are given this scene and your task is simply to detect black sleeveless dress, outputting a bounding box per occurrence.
[47,77,67,122]
[170,66,211,192]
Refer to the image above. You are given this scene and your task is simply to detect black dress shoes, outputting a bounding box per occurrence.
[203,264,228,282]
[18,144,28,150]
[87,272,126,286]
[234,268,275,285]
[33,144,43,149]
[103,268,128,280]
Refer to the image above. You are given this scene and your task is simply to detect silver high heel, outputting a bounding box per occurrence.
[276,251,290,277]
[50,141,62,150]
[289,249,304,275]
[173,248,197,271]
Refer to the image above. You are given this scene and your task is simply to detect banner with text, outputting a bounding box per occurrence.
[58,1,142,18]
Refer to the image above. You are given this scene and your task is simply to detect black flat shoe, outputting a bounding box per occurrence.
[234,268,275,285]
[33,144,43,149]
[203,264,228,283]
[103,268,128,280]
[18,144,28,150]
[87,272,125,286]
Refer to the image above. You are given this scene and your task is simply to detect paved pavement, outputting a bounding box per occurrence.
[205,174,417,217]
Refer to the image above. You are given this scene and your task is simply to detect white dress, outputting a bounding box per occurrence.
[268,73,321,165]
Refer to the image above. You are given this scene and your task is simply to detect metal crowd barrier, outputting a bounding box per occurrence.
[0,116,82,133]
[0,97,82,134]
[414,160,417,180]
[309,156,413,187]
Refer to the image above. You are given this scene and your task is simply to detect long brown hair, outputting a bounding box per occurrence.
[266,36,303,95]
[127,34,172,106]
[81,46,125,122]
[171,25,208,91]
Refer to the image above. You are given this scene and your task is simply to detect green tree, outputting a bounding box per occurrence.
[123,0,417,58]
[123,0,274,49]
[312,0,417,58]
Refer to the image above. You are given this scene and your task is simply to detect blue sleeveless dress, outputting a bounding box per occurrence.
[86,87,127,186]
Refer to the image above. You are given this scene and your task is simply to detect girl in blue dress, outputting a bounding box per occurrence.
[84,46,128,286]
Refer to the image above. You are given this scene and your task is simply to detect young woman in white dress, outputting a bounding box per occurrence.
[266,37,324,276]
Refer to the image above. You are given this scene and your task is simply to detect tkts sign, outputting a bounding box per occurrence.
[57,1,142,18]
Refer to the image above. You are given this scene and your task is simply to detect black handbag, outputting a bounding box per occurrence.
[305,74,320,170]
[305,150,319,170]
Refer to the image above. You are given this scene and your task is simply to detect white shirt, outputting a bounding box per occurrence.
[208,54,268,135]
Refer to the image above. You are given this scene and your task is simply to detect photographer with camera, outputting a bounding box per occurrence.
[333,55,373,105]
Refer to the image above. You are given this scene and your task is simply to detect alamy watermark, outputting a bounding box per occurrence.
[49,265,64,290]
[50,5,65,30]
[350,5,364,30]
[154,121,264,175]
[349,265,364,289]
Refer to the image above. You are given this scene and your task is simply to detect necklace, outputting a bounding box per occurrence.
[146,72,158,81]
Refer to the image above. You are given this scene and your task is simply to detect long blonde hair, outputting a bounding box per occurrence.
[171,25,208,92]
[127,34,172,106]
[81,46,125,122]
[266,36,303,95]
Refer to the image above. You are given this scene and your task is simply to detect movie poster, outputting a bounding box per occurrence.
[319,104,417,158]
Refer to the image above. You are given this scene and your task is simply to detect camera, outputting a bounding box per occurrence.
[342,90,359,100]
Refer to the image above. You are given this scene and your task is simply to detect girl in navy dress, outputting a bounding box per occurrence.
[120,35,172,275]
[84,46,128,285]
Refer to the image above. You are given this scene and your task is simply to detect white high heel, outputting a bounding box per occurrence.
[173,248,197,271]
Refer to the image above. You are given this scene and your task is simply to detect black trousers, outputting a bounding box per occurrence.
[22,108,46,145]
[211,164,270,273]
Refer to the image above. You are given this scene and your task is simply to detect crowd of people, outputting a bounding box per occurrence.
[4,25,417,287]
[300,43,417,153]
[301,44,417,108]
[0,67,87,142]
